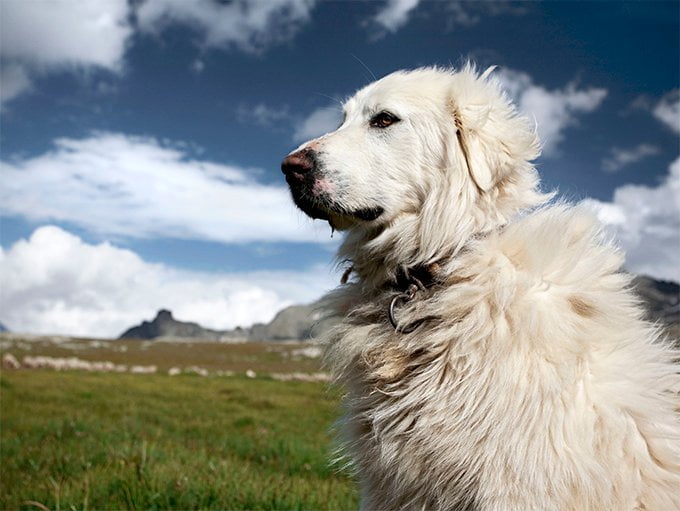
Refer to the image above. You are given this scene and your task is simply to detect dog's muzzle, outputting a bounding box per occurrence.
[281,148,385,223]
[281,148,331,221]
[281,148,315,184]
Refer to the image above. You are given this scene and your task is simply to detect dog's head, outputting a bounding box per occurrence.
[282,66,542,234]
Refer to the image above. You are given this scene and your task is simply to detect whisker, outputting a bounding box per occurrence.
[350,53,377,82]
[313,92,344,107]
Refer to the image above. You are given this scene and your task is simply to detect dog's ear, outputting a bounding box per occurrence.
[451,69,540,193]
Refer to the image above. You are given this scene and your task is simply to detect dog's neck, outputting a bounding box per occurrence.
[338,215,486,291]
[338,172,548,290]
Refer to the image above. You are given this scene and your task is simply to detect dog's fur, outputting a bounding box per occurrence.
[283,66,680,510]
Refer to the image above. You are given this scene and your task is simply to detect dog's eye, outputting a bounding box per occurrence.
[369,111,400,129]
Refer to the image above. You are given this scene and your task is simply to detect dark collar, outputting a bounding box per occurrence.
[339,261,444,334]
[388,262,443,333]
[392,262,442,294]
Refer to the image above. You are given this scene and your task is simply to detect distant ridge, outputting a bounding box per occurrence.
[632,275,680,341]
[119,309,227,341]
[0,322,9,333]
[118,304,336,342]
[118,275,679,343]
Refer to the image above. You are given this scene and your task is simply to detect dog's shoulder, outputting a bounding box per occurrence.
[490,204,626,290]
[440,205,643,347]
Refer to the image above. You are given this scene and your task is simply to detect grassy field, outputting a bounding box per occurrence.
[0,338,358,511]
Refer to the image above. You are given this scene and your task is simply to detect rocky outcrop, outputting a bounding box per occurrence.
[248,303,337,341]
[119,309,230,341]
[117,305,335,342]
[632,276,680,342]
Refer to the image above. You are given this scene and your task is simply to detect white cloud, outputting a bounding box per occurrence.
[0,225,337,337]
[293,107,342,142]
[497,69,608,156]
[627,95,652,112]
[0,62,31,104]
[240,103,342,138]
[0,132,331,244]
[237,103,291,128]
[372,0,421,33]
[0,0,132,106]
[444,1,528,28]
[370,1,527,35]
[0,0,318,105]
[191,59,205,74]
[653,89,679,134]
[1,0,130,70]
[601,143,660,172]
[136,0,316,53]
[582,157,680,282]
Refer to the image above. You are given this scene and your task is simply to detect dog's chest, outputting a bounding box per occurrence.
[343,359,483,511]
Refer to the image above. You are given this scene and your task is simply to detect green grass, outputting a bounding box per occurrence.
[0,371,358,511]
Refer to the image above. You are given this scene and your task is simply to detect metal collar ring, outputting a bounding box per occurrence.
[388,283,423,334]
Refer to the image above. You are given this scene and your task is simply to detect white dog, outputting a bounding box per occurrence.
[282,66,680,510]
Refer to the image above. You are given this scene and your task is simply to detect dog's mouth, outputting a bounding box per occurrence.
[347,205,384,221]
[285,175,384,224]
[286,179,331,221]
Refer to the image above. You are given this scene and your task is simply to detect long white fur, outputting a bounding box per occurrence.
[291,65,680,510]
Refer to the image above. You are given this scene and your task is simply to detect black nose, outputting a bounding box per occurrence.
[282,149,314,180]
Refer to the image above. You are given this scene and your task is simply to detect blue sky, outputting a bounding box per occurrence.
[1,0,678,337]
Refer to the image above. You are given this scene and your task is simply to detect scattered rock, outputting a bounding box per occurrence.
[185,365,209,377]
[129,365,157,374]
[21,355,127,372]
[290,346,323,359]
[2,353,20,369]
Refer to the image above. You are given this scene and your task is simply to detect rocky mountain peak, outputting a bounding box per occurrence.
[155,309,174,322]
[119,309,224,340]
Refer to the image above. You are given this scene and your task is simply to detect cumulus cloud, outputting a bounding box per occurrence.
[0,0,318,105]
[653,89,679,134]
[0,132,330,244]
[0,226,337,337]
[497,69,608,156]
[601,143,660,173]
[293,107,342,142]
[136,0,316,53]
[582,157,680,282]
[372,0,421,33]
[0,0,131,106]
[1,0,130,70]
